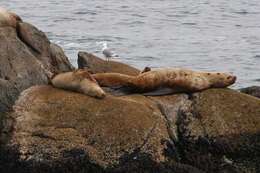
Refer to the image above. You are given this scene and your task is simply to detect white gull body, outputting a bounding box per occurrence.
[102,42,118,61]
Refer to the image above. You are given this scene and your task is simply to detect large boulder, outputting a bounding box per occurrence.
[0,27,48,112]
[177,89,260,172]
[78,52,140,75]
[0,22,73,112]
[18,22,74,73]
[0,85,204,173]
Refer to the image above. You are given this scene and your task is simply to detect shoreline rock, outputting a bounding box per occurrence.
[1,85,197,173]
[0,19,73,112]
[78,51,140,75]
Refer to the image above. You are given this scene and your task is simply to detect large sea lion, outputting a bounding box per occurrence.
[92,68,236,93]
[0,7,22,28]
[51,69,106,98]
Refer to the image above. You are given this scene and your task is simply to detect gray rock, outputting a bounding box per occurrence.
[240,86,260,99]
[0,23,73,112]
[78,51,140,75]
[0,27,49,112]
[50,43,75,73]
[17,22,51,56]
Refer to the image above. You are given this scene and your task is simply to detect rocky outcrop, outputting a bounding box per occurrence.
[0,8,259,173]
[0,21,73,112]
[1,85,204,173]
[50,43,74,73]
[0,26,48,112]
[240,86,260,99]
[17,22,74,73]
[78,51,140,75]
[177,89,260,172]
[1,84,259,173]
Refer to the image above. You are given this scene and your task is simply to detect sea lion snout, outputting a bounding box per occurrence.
[228,75,236,84]
[91,85,106,99]
[95,90,106,99]
[225,75,236,85]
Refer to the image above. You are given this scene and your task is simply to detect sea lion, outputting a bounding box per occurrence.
[92,68,236,93]
[0,7,22,28]
[51,69,106,98]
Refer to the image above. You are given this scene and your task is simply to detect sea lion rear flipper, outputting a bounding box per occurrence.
[140,67,151,74]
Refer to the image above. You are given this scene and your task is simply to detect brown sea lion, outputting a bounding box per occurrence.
[51,69,106,98]
[0,7,22,28]
[92,68,236,93]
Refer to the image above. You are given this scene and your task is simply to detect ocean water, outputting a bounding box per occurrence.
[1,0,260,88]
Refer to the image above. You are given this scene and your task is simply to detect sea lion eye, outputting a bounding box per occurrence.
[207,73,210,75]
[217,73,220,75]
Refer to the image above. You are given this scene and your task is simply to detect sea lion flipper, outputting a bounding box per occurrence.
[140,67,151,74]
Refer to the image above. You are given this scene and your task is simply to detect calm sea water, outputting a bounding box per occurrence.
[1,0,260,88]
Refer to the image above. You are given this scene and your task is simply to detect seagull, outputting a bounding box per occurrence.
[101,42,118,61]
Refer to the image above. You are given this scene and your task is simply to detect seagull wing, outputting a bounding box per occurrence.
[103,48,118,57]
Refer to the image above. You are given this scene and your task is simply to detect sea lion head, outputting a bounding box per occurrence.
[207,72,236,88]
[76,69,106,99]
[81,78,106,99]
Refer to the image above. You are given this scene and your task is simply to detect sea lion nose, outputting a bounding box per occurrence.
[231,76,237,83]
[98,91,106,99]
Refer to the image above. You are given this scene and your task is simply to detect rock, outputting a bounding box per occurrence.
[0,22,73,112]
[1,85,199,172]
[50,43,75,73]
[148,94,191,149]
[78,51,140,75]
[0,27,49,112]
[17,22,74,74]
[240,86,260,99]
[177,89,260,172]
[17,22,51,56]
